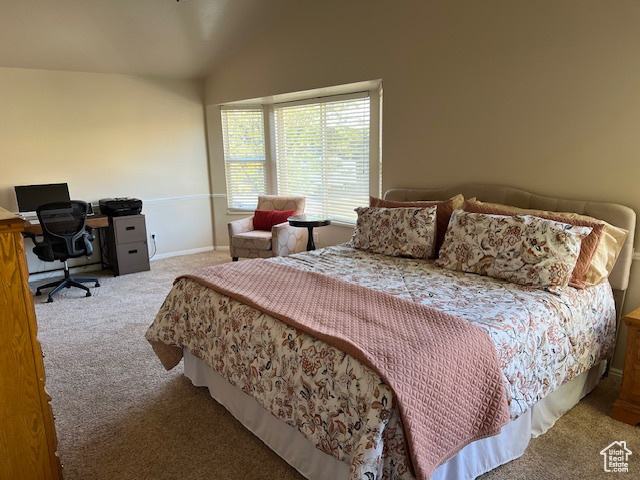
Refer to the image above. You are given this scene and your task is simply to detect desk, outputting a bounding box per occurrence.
[23,214,109,236]
[23,214,111,273]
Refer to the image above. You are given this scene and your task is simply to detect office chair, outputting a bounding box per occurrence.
[30,201,100,302]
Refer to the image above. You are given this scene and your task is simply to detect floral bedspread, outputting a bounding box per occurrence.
[146,245,616,480]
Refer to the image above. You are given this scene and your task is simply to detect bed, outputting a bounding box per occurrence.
[146,184,636,480]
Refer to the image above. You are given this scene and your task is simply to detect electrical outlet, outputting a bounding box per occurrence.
[151,232,157,241]
[313,231,319,244]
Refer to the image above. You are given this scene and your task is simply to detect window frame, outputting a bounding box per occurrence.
[220,105,269,212]
[220,82,382,226]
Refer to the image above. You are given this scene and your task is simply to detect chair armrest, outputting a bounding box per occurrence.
[25,231,46,247]
[30,235,55,262]
[228,216,255,236]
[85,225,95,242]
[83,233,94,257]
[272,222,308,256]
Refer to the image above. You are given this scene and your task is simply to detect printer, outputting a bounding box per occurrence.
[99,198,143,217]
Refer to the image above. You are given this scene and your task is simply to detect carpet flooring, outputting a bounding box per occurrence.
[32,251,639,480]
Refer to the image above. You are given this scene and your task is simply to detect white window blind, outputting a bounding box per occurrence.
[274,93,370,223]
[221,107,267,210]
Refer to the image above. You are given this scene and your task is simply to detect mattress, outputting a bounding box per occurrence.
[146,244,616,479]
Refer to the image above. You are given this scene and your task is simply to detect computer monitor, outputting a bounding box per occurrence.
[14,183,71,214]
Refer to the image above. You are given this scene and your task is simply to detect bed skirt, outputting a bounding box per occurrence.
[183,350,605,480]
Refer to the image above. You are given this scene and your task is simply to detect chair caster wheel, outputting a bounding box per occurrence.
[36,291,41,296]
[47,298,53,303]
[86,292,91,297]
[95,282,100,287]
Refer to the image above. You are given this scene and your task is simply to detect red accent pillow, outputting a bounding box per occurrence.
[253,209,297,231]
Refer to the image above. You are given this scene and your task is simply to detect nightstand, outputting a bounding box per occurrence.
[288,214,331,251]
[611,308,640,425]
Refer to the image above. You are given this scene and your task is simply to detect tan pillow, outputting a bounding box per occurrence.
[584,225,628,286]
[370,194,464,256]
[465,199,628,287]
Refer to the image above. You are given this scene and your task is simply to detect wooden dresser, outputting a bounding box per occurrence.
[611,307,640,426]
[0,208,63,479]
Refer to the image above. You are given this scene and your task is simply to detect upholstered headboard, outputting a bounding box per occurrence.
[384,184,636,316]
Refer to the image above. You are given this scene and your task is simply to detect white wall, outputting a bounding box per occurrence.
[204,0,640,370]
[0,67,213,269]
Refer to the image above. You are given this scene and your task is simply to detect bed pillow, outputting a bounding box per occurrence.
[465,199,627,287]
[463,200,603,289]
[352,206,437,259]
[436,210,592,294]
[253,209,296,231]
[369,194,464,256]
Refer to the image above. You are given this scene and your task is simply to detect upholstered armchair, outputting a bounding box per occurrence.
[228,195,307,261]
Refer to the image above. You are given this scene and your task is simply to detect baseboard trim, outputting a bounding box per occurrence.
[609,367,623,378]
[29,246,222,279]
[29,263,104,282]
[151,246,215,261]
[214,246,230,251]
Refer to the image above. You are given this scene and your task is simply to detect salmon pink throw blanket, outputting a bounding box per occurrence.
[152,259,509,479]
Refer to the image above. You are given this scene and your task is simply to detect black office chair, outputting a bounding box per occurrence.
[31,201,100,302]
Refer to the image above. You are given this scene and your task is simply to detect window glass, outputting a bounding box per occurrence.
[220,89,376,224]
[274,94,370,223]
[221,108,267,210]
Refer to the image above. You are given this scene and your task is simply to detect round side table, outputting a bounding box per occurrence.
[287,214,331,251]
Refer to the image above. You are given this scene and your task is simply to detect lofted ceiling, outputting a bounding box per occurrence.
[0,0,295,80]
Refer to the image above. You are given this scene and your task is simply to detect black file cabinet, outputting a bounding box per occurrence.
[105,214,150,276]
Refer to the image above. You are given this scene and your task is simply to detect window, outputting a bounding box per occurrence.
[221,107,267,210]
[274,94,370,223]
[221,83,381,224]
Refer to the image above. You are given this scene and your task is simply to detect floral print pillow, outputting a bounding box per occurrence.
[351,206,437,259]
[436,211,592,294]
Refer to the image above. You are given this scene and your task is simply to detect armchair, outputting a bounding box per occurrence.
[228,195,307,261]
[30,201,100,302]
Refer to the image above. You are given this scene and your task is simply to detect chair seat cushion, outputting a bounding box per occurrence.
[232,230,273,251]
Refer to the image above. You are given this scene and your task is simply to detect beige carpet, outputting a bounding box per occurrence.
[33,251,639,480]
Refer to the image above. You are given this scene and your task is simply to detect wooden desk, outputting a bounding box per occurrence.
[23,214,109,235]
